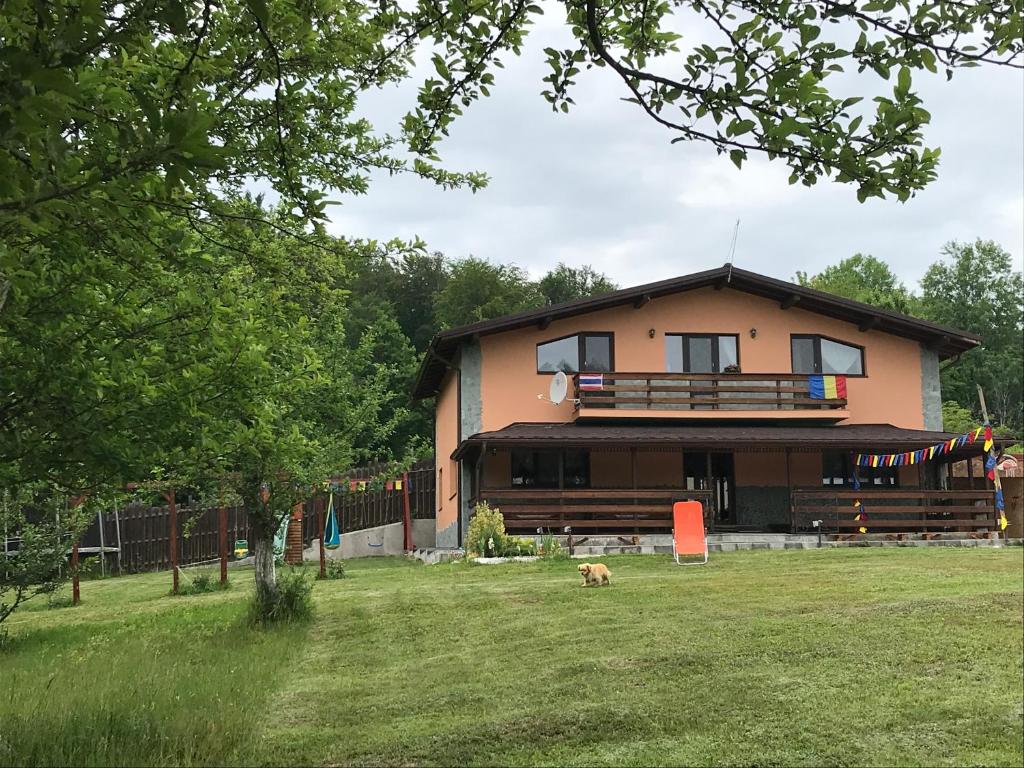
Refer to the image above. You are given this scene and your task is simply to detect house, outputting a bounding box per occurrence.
[413,265,1004,547]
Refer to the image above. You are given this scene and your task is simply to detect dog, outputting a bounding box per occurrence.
[578,562,611,587]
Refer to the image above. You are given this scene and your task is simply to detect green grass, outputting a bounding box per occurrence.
[2,549,1022,767]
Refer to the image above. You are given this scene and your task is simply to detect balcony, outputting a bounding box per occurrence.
[570,372,849,421]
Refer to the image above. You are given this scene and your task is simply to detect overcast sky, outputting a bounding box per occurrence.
[326,8,1024,291]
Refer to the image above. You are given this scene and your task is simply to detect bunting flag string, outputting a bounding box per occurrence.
[319,474,409,493]
[855,427,984,468]
[852,472,867,534]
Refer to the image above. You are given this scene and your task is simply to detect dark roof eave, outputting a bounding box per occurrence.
[413,264,983,399]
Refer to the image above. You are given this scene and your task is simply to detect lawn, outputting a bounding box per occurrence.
[2,548,1023,767]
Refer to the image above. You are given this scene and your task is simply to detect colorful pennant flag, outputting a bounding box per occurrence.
[855,427,993,468]
[852,474,867,533]
[983,423,994,452]
[808,375,847,400]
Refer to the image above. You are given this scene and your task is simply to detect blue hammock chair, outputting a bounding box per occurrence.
[324,494,341,550]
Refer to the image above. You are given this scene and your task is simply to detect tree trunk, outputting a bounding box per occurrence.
[251,518,278,618]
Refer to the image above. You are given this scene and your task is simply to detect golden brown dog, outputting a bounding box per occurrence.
[578,562,611,587]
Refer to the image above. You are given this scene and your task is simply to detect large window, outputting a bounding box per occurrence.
[536,333,613,374]
[666,334,739,373]
[511,449,590,488]
[822,451,897,487]
[791,335,864,376]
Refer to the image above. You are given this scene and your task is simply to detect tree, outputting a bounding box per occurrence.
[0,488,86,626]
[538,264,618,306]
[434,258,544,328]
[409,0,1020,201]
[919,240,1023,433]
[941,400,977,435]
[796,254,914,313]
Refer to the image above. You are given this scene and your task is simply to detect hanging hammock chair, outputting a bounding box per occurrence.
[324,493,341,550]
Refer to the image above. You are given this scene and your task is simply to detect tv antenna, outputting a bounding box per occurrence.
[726,218,740,283]
[537,371,571,405]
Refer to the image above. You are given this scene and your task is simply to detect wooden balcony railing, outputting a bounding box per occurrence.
[791,489,998,533]
[571,372,846,412]
[475,488,714,534]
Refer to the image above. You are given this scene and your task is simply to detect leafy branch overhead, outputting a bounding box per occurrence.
[402,0,1021,201]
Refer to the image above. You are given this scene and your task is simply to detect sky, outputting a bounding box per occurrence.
[326,7,1024,291]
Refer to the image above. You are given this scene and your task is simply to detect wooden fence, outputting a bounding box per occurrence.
[300,459,436,546]
[70,459,437,572]
[791,488,998,533]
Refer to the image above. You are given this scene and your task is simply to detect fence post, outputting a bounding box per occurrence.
[318,494,327,579]
[167,489,178,595]
[71,540,80,605]
[402,472,413,551]
[219,497,228,585]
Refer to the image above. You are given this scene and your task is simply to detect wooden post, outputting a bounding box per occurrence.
[402,472,413,552]
[69,494,86,605]
[167,488,178,595]
[218,493,228,585]
[977,385,1005,538]
[318,493,327,579]
[71,540,80,605]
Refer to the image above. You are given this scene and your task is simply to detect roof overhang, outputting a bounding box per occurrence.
[452,422,1013,461]
[413,264,982,399]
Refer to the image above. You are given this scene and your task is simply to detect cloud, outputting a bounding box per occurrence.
[329,13,1024,291]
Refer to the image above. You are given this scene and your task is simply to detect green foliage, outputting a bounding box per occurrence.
[496,537,537,557]
[249,567,314,625]
[942,401,978,435]
[177,571,225,596]
[434,258,544,329]
[538,264,619,306]
[0,488,85,625]
[796,254,914,313]
[920,240,1024,433]
[538,534,568,560]
[465,502,508,557]
[324,559,348,580]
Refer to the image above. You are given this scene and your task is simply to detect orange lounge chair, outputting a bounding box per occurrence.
[673,500,708,565]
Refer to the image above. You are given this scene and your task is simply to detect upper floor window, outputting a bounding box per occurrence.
[791,335,864,376]
[536,333,613,373]
[666,334,739,373]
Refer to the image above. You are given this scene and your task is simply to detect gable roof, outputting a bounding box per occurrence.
[413,264,981,399]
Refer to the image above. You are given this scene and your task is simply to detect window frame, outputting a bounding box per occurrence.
[535,332,615,375]
[821,451,898,488]
[665,333,741,374]
[790,334,866,377]
[510,448,590,489]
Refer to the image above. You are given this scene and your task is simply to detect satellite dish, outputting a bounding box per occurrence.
[549,371,568,405]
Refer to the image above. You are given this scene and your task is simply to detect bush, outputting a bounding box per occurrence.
[538,534,569,560]
[249,568,313,625]
[465,502,508,557]
[323,559,346,580]
[497,537,536,557]
[177,571,223,596]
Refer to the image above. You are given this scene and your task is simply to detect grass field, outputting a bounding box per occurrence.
[2,548,1023,767]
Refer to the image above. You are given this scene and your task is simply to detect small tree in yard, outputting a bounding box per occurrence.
[0,488,85,626]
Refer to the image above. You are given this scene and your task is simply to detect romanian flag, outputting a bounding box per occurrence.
[808,375,847,400]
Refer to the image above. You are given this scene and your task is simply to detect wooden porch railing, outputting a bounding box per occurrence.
[475,488,714,534]
[791,489,998,533]
[571,372,846,411]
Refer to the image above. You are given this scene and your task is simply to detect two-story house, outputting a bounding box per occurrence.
[413,265,999,547]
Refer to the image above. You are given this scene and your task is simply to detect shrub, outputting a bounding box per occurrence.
[323,559,347,580]
[497,537,536,557]
[177,571,222,596]
[248,567,314,625]
[465,502,508,557]
[538,534,569,560]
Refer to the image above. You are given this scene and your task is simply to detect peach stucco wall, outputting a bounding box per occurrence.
[435,369,459,534]
[477,286,926,431]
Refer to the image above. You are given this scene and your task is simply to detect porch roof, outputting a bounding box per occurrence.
[452,422,1012,460]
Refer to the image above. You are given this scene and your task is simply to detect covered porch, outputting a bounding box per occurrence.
[456,423,1007,537]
